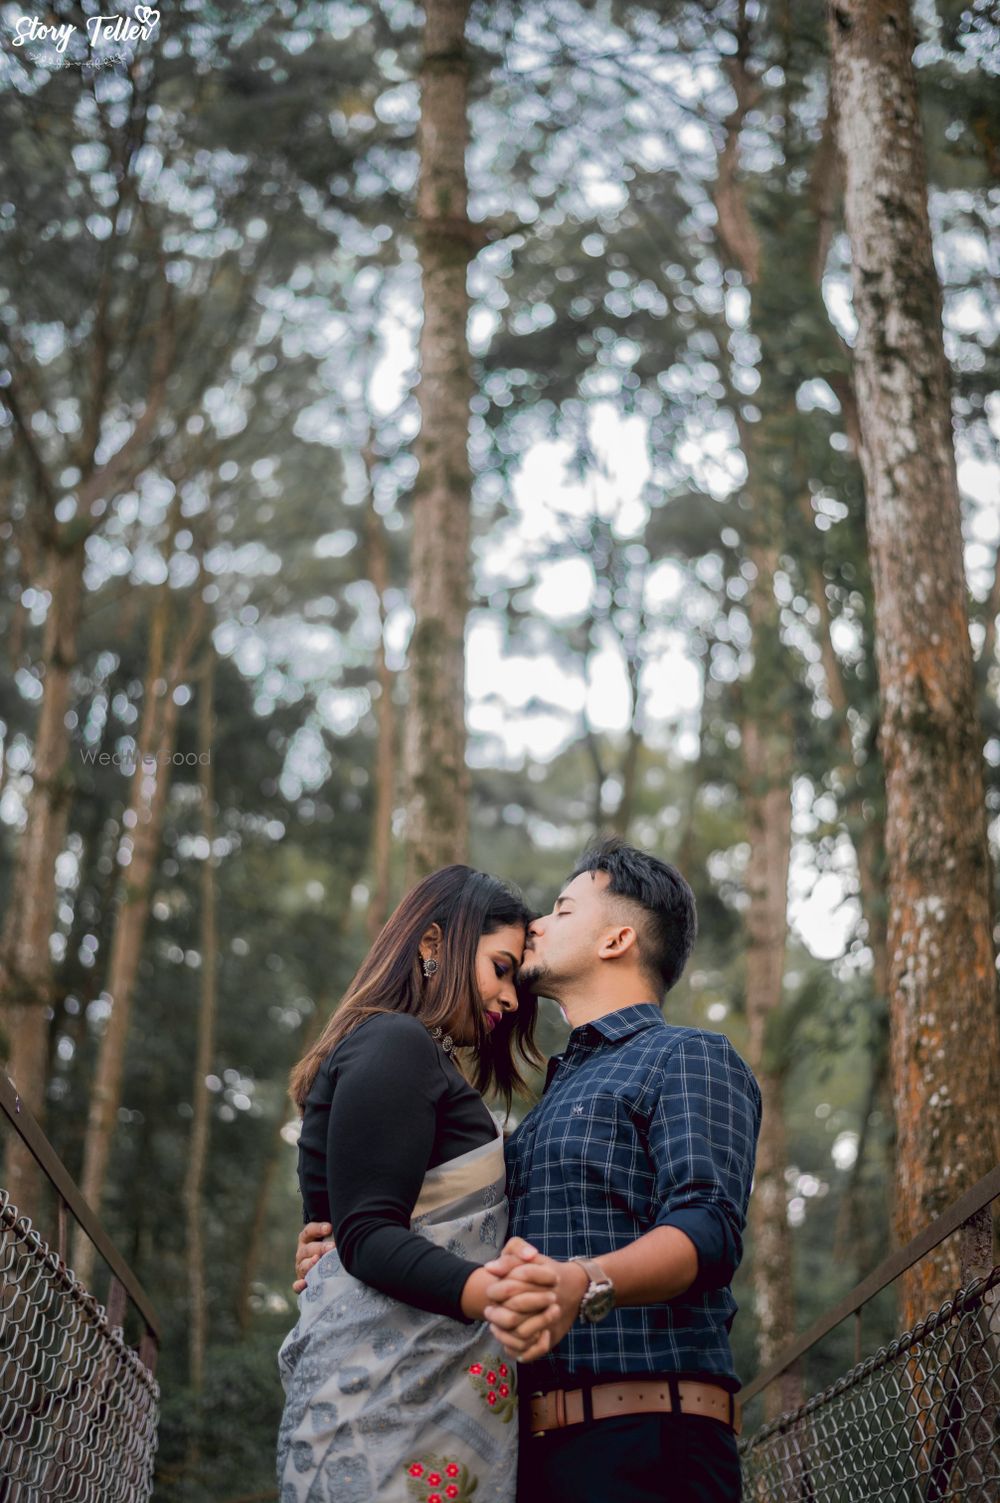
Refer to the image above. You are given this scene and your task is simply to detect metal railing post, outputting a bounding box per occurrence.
[954,1205,1000,1496]
[56,1195,67,1267]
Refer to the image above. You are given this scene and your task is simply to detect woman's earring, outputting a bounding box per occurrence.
[429,1025,454,1054]
[422,956,439,978]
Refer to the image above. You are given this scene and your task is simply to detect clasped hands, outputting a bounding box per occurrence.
[294,1227,587,1363]
[481,1236,589,1361]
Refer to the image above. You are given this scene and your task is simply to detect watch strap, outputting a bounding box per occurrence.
[572,1256,611,1288]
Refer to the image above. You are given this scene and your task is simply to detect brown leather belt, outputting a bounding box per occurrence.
[528,1378,741,1438]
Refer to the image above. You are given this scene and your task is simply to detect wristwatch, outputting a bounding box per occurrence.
[570,1257,615,1323]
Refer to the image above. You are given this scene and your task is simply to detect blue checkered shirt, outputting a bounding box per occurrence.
[505,1003,761,1390]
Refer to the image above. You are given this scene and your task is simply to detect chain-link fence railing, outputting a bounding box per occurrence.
[740,1263,1000,1502]
[0,1189,160,1503]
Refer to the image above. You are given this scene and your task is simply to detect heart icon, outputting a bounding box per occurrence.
[135,7,161,29]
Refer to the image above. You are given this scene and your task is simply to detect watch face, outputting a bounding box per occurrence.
[582,1286,615,1323]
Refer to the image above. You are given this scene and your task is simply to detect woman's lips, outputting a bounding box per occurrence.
[484,1012,500,1031]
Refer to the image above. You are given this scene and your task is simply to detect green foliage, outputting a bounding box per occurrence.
[156,1321,291,1501]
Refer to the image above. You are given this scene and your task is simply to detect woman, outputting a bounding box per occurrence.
[277,866,556,1503]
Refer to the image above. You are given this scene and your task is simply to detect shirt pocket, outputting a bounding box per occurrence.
[552,1085,655,1214]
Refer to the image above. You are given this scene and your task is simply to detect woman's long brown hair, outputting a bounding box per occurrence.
[289,866,542,1112]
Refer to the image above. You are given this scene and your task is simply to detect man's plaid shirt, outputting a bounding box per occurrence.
[504,1002,761,1390]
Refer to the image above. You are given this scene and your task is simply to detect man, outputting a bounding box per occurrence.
[478,838,760,1502]
[296,838,761,1503]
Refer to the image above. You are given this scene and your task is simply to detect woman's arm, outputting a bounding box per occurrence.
[325,1015,479,1318]
[326,1014,554,1330]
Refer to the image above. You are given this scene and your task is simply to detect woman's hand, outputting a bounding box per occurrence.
[293,1221,336,1292]
[460,1246,557,1325]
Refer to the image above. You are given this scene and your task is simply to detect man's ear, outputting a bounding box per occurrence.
[597,925,639,961]
[419,921,443,960]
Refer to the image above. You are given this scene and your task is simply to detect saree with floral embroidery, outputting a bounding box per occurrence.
[277,1128,518,1503]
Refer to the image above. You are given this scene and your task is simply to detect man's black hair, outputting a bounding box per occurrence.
[570,836,697,996]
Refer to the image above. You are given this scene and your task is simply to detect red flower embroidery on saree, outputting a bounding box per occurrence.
[405,1455,478,1502]
[467,1352,517,1422]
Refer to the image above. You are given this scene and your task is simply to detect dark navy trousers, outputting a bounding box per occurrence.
[516,1411,742,1503]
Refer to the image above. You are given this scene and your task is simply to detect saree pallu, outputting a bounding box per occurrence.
[277,1130,518,1503]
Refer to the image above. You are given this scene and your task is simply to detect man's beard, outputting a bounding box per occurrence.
[516,960,548,994]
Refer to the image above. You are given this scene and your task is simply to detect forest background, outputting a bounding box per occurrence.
[0,1,998,1498]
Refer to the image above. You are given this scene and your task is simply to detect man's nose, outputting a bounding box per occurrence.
[528,917,545,938]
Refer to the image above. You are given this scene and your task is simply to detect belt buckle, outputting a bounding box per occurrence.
[554,1388,567,1429]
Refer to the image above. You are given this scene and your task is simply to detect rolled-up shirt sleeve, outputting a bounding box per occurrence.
[646,1032,762,1294]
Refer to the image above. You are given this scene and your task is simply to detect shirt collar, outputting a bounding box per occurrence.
[572,1001,665,1045]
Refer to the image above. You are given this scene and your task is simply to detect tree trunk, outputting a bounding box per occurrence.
[854,817,889,1037]
[829,0,1000,1325]
[235,1136,284,1335]
[74,584,206,1282]
[47,802,102,1080]
[365,485,397,939]
[714,10,801,1410]
[612,638,643,839]
[0,541,86,1213]
[235,995,329,1332]
[183,653,218,1399]
[612,724,642,840]
[403,0,474,882]
[741,567,799,1422]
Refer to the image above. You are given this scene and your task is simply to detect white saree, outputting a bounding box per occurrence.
[277,1129,518,1503]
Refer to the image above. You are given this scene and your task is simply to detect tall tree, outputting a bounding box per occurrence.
[403,0,476,880]
[365,480,399,938]
[739,538,798,1420]
[74,559,208,1283]
[711,4,802,1409]
[829,0,1000,1322]
[183,650,219,1406]
[0,296,174,1212]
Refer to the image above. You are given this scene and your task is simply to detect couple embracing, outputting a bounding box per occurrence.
[277,838,761,1503]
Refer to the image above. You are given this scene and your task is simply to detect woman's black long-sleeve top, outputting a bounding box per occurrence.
[297,1012,498,1321]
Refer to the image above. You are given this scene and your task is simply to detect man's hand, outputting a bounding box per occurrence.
[482,1238,588,1362]
[293,1221,335,1293]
